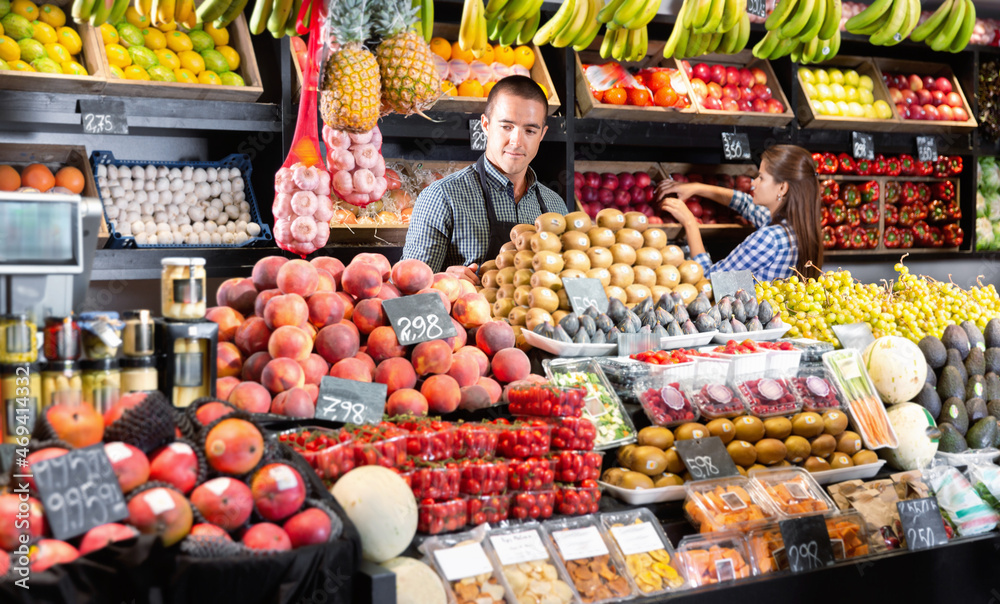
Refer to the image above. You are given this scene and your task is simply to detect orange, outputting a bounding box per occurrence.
[591,88,603,103]
[483,80,497,96]
[603,87,626,105]
[513,46,534,70]
[493,45,514,66]
[21,164,54,192]
[654,86,678,107]
[633,74,644,86]
[401,207,413,222]
[457,79,483,97]
[429,37,450,60]
[628,88,652,106]
[451,41,474,63]
[477,43,493,64]
[441,80,457,96]
[647,70,670,92]
[0,165,20,192]
[54,166,84,194]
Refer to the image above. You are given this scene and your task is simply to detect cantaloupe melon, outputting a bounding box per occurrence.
[882,402,939,471]
[382,556,447,604]
[862,336,927,404]
[330,466,417,562]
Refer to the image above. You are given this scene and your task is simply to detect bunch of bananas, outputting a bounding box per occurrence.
[533,0,604,51]
[662,0,751,59]
[72,0,130,26]
[910,0,975,52]
[459,0,489,56]
[415,0,434,42]
[485,0,545,48]
[844,0,921,46]
[753,0,841,61]
[250,0,305,37]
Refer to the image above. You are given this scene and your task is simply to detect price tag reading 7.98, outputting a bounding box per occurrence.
[315,377,387,425]
[320,396,368,425]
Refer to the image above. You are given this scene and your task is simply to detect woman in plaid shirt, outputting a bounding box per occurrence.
[657,145,823,281]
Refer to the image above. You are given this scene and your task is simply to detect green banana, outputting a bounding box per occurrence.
[501,0,533,22]
[487,13,502,39]
[718,13,739,53]
[533,0,576,45]
[198,0,233,25]
[779,0,814,39]
[790,41,803,63]
[796,0,825,42]
[851,8,890,35]
[215,0,249,27]
[770,36,796,59]
[613,0,646,28]
[690,0,712,31]
[518,9,541,44]
[720,0,742,33]
[911,0,952,42]
[266,0,293,36]
[826,28,840,58]
[249,0,272,34]
[598,0,627,22]
[949,0,975,51]
[753,30,780,59]
[626,26,642,60]
[108,0,130,24]
[421,0,434,41]
[845,0,892,33]
[283,0,300,34]
[485,0,508,17]
[600,29,615,57]
[89,0,114,25]
[765,0,798,32]
[732,11,750,53]
[930,0,964,51]
[870,0,908,45]
[695,0,723,33]
[817,0,840,40]
[611,26,628,60]
[72,0,97,22]
[498,18,521,45]
[622,0,661,30]
[885,0,920,45]
[706,31,723,52]
[662,0,689,57]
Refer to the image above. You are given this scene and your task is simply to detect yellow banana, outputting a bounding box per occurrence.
[216,0,249,27]
[485,0,508,17]
[732,11,749,52]
[752,29,780,58]
[600,29,615,57]
[797,0,825,42]
[845,0,892,32]
[696,0,724,33]
[690,0,712,30]
[534,0,577,45]
[156,0,175,25]
[554,0,591,46]
[459,0,479,51]
[137,0,152,16]
[498,18,522,46]
[870,0,907,45]
[612,0,645,28]
[572,0,604,49]
[888,0,920,44]
[475,6,488,54]
[817,0,840,40]
[720,0,742,33]
[851,8,890,35]
[598,0,627,23]
[778,0,813,39]
[265,0,291,35]
[911,0,952,42]
[611,25,629,59]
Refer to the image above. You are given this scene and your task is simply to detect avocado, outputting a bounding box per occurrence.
[938,422,969,453]
[919,335,948,369]
[967,417,998,449]
[941,397,970,435]
[946,349,968,384]
[913,383,942,418]
[967,397,988,422]
[937,366,967,402]
[962,320,986,353]
[757,300,774,324]
[926,364,937,387]
[943,324,971,360]
[966,348,986,377]
[986,318,1000,348]
[986,348,1000,374]
[986,373,1000,401]
[989,400,1000,420]
[967,375,986,401]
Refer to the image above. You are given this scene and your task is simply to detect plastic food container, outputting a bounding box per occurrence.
[404,423,458,462]
[465,493,511,524]
[404,462,462,501]
[419,527,506,604]
[780,338,834,363]
[506,381,587,418]
[600,508,686,595]
[418,498,468,535]
[763,348,803,373]
[495,419,552,458]
[734,370,801,418]
[458,459,508,496]
[550,451,603,483]
[286,428,355,481]
[543,517,636,603]
[683,476,777,533]
[507,457,557,492]
[454,423,499,460]
[555,481,602,515]
[824,510,872,561]
[690,382,746,420]
[636,377,699,427]
[791,366,842,412]
[822,350,899,450]
[749,466,835,518]
[675,531,754,586]
[485,523,578,604]
[351,434,408,469]
[537,416,597,451]
[509,489,557,521]
[544,358,638,451]
[747,511,871,574]
[703,347,768,381]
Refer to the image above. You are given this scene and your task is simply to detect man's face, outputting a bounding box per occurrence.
[481,93,548,177]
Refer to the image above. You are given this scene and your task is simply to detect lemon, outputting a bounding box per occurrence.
[104,42,130,67]
[116,22,143,48]
[42,40,66,62]
[199,47,226,73]
[16,37,41,61]
[0,58,7,69]
[122,64,148,79]
[30,55,57,72]
[98,22,118,45]
[2,13,31,40]
[0,21,4,35]
[125,6,148,28]
[153,47,178,70]
[59,59,85,74]
[187,29,212,52]
[55,26,79,53]
[0,34,18,61]
[858,74,874,91]
[215,44,238,70]
[197,69,219,84]
[164,29,190,52]
[202,22,227,46]
[177,48,202,74]
[172,66,195,82]
[128,45,157,69]
[30,19,54,43]
[11,0,37,21]
[141,27,165,50]
[0,0,8,19]
[108,63,124,78]
[219,71,242,86]
[8,58,31,70]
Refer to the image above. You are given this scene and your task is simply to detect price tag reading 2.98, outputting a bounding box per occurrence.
[382,293,457,346]
[395,315,444,343]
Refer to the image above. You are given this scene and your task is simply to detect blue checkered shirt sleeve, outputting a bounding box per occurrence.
[729,190,771,228]
[400,175,456,273]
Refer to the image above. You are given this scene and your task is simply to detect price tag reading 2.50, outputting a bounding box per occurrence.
[382,293,458,346]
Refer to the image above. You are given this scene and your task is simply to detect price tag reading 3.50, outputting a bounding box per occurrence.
[722,132,751,161]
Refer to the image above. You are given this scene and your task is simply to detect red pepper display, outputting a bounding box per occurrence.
[928,200,948,224]
[884,204,899,226]
[898,206,917,227]
[912,201,928,220]
[850,227,868,249]
[934,157,950,178]
[837,153,856,174]
[900,182,918,205]
[828,201,846,225]
[840,184,861,207]
[835,225,852,248]
[820,179,840,203]
[912,220,931,245]
[930,227,944,247]
[855,159,873,176]
[860,203,879,225]
[555,480,601,516]
[899,228,914,248]
[884,227,901,248]
[872,154,888,176]
[865,227,880,248]
[885,181,901,204]
[886,156,902,176]
[949,155,963,175]
[945,200,961,220]
[846,208,861,228]
[899,154,916,175]
[932,181,955,200]
[821,207,831,227]
[917,183,931,203]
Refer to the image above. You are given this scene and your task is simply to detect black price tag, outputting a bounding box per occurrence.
[382,293,458,346]
[722,132,751,161]
[470,119,487,151]
[852,132,874,161]
[778,515,836,573]
[316,376,388,424]
[80,98,128,135]
[831,323,875,352]
[747,0,766,18]
[897,498,949,551]
[709,270,755,302]
[617,333,661,357]
[31,445,128,541]
[562,277,609,315]
[916,136,938,162]
[673,437,740,480]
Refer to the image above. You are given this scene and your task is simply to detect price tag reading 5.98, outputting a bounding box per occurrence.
[686,455,719,480]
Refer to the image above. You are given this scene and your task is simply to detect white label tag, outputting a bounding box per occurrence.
[433,542,494,581]
[490,530,549,566]
[584,394,608,418]
[104,443,132,464]
[169,442,193,455]
[610,522,665,556]
[720,491,747,510]
[552,526,609,561]
[144,489,176,515]
[270,465,299,491]
[714,557,735,581]
[786,481,812,501]
[831,538,845,559]
[836,356,861,381]
[204,478,231,497]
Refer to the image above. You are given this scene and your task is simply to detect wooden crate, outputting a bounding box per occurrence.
[575,37,697,122]
[672,50,794,127]
[657,162,756,237]
[872,58,978,134]
[328,159,416,245]
[82,14,263,102]
[0,17,106,94]
[431,23,559,115]
[0,143,105,247]
[795,56,901,132]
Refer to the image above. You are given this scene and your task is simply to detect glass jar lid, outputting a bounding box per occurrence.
[43,360,79,373]
[1,362,40,375]
[121,356,157,369]
[161,257,206,267]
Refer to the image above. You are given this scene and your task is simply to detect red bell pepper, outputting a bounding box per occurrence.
[812,152,825,171]
[930,226,944,247]
[823,225,837,249]
[899,228,914,248]
[821,206,831,227]
[928,200,948,224]
[865,227,880,248]
[829,200,846,224]
[835,225,852,249]
[884,226,901,248]
[932,181,955,201]
[860,202,879,225]
[861,180,879,204]
[912,201,928,220]
[872,154,888,176]
[899,154,916,176]
[837,153,856,175]
[822,152,839,174]
[855,159,873,176]
[900,181,918,205]
[917,160,934,176]
[821,179,840,203]
[884,204,899,226]
[841,184,861,207]
[846,207,861,228]
[948,156,963,175]
[851,227,868,249]
[946,199,961,220]
[934,158,950,178]
[898,205,917,227]
[912,220,931,246]
[917,183,931,203]
[885,180,901,204]
[886,156,902,176]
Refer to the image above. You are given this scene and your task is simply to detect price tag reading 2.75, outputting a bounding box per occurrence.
[79,99,128,135]
[382,293,458,346]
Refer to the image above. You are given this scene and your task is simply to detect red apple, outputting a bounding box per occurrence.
[686,200,703,217]
[751,98,767,112]
[629,186,645,203]
[573,172,583,188]
[78,523,137,555]
[613,189,631,208]
[945,92,963,108]
[703,96,722,110]
[645,185,656,202]
[752,68,767,86]
[938,104,955,121]
[923,104,940,120]
[931,90,945,106]
[243,523,292,551]
[693,63,710,81]
[936,77,952,94]
[766,98,785,113]
[648,216,663,224]
[600,173,618,190]
[617,172,635,191]
[689,78,708,99]
[633,172,652,188]
[916,88,932,106]
[953,106,969,121]
[896,103,909,118]
[908,74,923,91]
[751,84,772,101]
[909,104,927,120]
[901,89,917,105]
[251,463,307,521]
[707,82,723,99]
[922,75,936,90]
[580,186,598,204]
[584,171,600,188]
[739,68,755,89]
[722,98,739,111]
[889,88,903,104]
[598,188,614,205]
[722,84,741,101]
[737,98,752,112]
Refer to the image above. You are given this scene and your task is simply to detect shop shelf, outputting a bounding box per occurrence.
[0,18,107,94]
[873,58,978,134]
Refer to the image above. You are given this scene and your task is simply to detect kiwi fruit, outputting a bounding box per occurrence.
[835,431,863,455]
[803,456,832,472]
[792,412,825,437]
[733,416,766,443]
[664,447,685,474]
[706,418,736,444]
[755,438,788,465]
[822,410,849,436]
[617,444,636,467]
[601,468,627,486]
[638,426,674,450]
[654,473,684,487]
[810,434,837,458]
[619,471,655,490]
[727,440,758,466]
[674,422,708,441]
[784,435,812,463]
[763,417,793,440]
[852,450,879,465]
[630,446,669,476]
[747,464,768,474]
[829,452,854,469]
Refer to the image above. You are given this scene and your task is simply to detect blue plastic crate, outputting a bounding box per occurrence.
[90,151,273,249]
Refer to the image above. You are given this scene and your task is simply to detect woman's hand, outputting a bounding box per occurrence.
[660,197,699,229]
[447,263,480,285]
[656,180,700,201]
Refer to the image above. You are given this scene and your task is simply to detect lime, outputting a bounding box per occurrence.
[147,63,175,81]
[16,36,41,61]
[116,22,143,48]
[187,29,212,52]
[0,0,9,19]
[199,47,226,73]
[127,44,157,69]
[1,13,32,40]
[30,55,58,72]
[219,71,243,86]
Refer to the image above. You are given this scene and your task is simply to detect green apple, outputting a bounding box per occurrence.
[844,69,860,87]
[859,74,874,91]
[799,67,816,85]
[828,68,844,85]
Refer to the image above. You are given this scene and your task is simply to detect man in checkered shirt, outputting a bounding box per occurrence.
[402,76,568,284]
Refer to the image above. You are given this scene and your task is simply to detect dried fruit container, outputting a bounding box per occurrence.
[458,459,508,496]
[543,516,636,603]
[509,489,557,521]
[454,423,499,459]
[403,461,462,501]
[544,358,638,451]
[278,428,355,481]
[418,526,506,604]
[506,457,557,492]
[555,481,602,516]
[484,523,578,604]
[494,419,552,458]
[600,508,686,596]
[550,451,603,483]
[733,370,801,418]
[675,531,755,586]
[791,366,842,412]
[465,493,511,524]
[417,498,468,535]
[537,416,597,451]
[505,380,587,417]
[823,510,872,560]
[748,466,835,518]
[747,510,871,575]
[683,476,777,533]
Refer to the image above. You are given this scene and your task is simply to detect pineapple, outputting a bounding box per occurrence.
[320,0,381,133]
[373,0,441,116]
